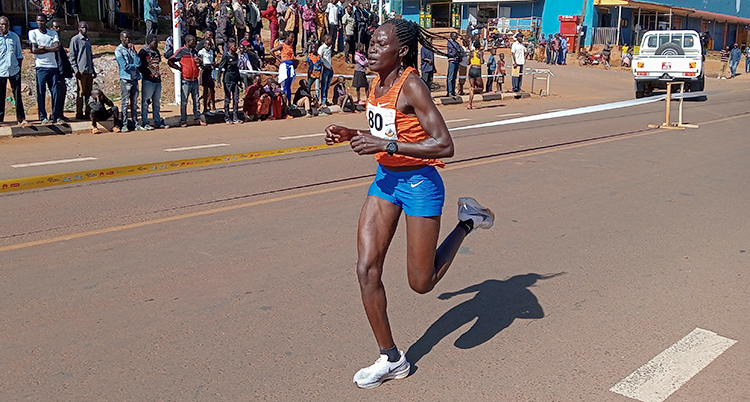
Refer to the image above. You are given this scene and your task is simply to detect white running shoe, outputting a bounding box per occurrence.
[458,197,495,231]
[353,351,410,389]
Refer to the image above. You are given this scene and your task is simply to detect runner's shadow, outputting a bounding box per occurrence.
[406,273,564,372]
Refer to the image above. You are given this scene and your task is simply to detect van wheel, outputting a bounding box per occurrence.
[635,90,645,99]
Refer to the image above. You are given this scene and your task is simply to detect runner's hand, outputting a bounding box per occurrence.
[350,132,387,155]
[325,124,358,144]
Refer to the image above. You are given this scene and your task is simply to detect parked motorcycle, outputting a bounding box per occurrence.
[489,31,510,48]
[578,51,611,69]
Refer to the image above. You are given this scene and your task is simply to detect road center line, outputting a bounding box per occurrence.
[164,143,231,152]
[496,113,524,118]
[445,118,472,123]
[279,133,326,140]
[11,157,98,168]
[610,328,737,402]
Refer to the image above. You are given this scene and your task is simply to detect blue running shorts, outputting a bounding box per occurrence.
[368,164,445,217]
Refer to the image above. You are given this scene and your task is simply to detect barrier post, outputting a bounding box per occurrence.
[648,82,699,130]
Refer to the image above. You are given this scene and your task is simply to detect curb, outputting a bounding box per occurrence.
[3,92,529,137]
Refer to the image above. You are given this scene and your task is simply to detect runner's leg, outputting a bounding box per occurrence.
[404,215,467,294]
[357,195,402,350]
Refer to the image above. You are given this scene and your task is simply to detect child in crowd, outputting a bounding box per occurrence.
[198,39,218,116]
[485,48,496,93]
[332,76,355,113]
[219,39,242,124]
[306,41,322,102]
[89,89,121,134]
[352,43,369,105]
[253,34,266,60]
[496,52,506,92]
[293,79,316,117]
[240,31,252,48]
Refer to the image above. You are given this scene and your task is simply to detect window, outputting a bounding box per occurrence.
[659,34,670,47]
[684,35,695,47]
[671,34,682,47]
[648,35,657,47]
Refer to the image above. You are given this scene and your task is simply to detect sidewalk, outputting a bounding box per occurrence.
[1,90,532,138]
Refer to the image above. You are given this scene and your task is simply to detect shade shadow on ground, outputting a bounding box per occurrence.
[406,272,564,371]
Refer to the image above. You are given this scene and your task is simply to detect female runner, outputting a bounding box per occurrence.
[324,19,495,389]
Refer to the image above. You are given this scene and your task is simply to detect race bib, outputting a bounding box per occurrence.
[366,102,397,140]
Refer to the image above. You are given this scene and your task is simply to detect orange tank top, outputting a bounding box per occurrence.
[366,66,445,168]
[281,43,294,61]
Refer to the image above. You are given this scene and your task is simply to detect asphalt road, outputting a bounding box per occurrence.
[1,72,749,401]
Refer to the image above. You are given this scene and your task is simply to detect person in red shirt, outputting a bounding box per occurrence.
[168,34,207,127]
[262,0,280,47]
[324,19,495,389]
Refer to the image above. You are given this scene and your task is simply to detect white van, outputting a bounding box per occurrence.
[632,30,704,98]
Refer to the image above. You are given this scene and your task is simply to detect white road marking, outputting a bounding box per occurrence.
[547,108,566,112]
[11,157,98,168]
[164,143,231,152]
[496,113,524,118]
[453,95,675,131]
[610,328,737,402]
[279,133,326,140]
[445,118,472,123]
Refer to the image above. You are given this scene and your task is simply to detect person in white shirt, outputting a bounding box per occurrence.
[510,32,526,92]
[325,0,339,52]
[318,34,333,105]
[28,14,62,124]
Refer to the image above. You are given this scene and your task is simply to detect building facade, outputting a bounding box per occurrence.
[396,0,750,50]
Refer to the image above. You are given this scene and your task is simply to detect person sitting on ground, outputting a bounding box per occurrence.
[89,88,121,134]
[332,75,355,113]
[353,42,369,105]
[293,78,317,117]
[243,74,264,121]
[263,78,287,120]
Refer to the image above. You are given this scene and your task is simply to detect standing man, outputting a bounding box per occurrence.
[51,20,72,122]
[69,21,96,120]
[139,35,167,129]
[168,34,207,127]
[510,32,526,92]
[314,0,327,44]
[29,14,61,124]
[558,34,568,65]
[420,36,434,89]
[445,31,460,97]
[217,0,235,54]
[318,34,333,105]
[729,43,741,78]
[0,16,29,126]
[144,0,162,37]
[233,0,247,41]
[551,34,560,65]
[284,0,299,54]
[325,0,340,53]
[114,31,143,132]
[246,0,261,39]
[719,46,730,79]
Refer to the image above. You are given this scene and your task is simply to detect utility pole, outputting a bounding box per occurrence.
[576,0,588,53]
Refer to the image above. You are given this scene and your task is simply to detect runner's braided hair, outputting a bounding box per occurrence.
[382,18,447,70]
